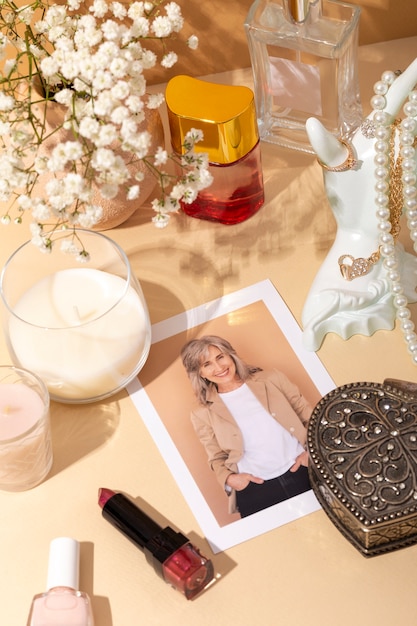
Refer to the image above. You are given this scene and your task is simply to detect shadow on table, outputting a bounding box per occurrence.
[129,494,238,596]
[83,541,113,626]
[127,243,226,383]
[48,396,121,477]
[129,243,224,325]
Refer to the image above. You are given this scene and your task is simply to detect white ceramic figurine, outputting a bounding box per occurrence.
[302,58,417,355]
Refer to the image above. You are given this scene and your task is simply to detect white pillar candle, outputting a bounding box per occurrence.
[0,376,52,491]
[7,268,150,402]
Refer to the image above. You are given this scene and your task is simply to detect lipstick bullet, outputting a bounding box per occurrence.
[98,488,214,599]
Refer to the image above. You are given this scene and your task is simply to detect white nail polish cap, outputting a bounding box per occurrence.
[46,537,80,591]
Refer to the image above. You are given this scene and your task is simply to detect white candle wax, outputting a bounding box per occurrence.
[0,383,52,490]
[8,269,149,401]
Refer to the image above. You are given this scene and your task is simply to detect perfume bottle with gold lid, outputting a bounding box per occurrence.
[165,75,264,224]
[245,0,362,153]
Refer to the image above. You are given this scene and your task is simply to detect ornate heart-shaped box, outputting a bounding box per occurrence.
[307,380,417,557]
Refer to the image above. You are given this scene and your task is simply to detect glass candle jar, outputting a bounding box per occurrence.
[0,365,52,491]
[0,230,151,404]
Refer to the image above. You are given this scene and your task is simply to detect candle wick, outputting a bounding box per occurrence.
[73,306,81,323]
[73,305,98,323]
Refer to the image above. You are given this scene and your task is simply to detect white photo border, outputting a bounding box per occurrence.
[127,279,335,553]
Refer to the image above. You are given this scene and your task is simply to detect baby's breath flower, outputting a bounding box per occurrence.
[127,3,145,20]
[161,52,177,69]
[127,185,140,200]
[76,250,90,263]
[110,105,130,124]
[96,124,118,147]
[110,58,129,79]
[147,93,164,109]
[92,147,117,170]
[19,7,35,25]
[0,0,210,252]
[90,0,109,19]
[184,128,204,147]
[3,58,16,76]
[31,201,50,221]
[67,0,82,10]
[130,17,150,38]
[140,49,157,69]
[196,168,214,189]
[125,95,144,114]
[152,212,170,228]
[154,147,168,166]
[111,2,126,18]
[79,116,100,140]
[99,183,119,199]
[53,88,73,105]
[60,239,80,254]
[0,93,14,111]
[101,19,122,41]
[0,120,11,135]
[187,35,199,50]
[17,195,32,210]
[111,79,130,99]
[76,205,103,227]
[181,186,200,204]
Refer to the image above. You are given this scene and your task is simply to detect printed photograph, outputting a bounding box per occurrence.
[128,280,335,552]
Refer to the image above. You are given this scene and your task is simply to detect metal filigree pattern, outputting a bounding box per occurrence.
[308,381,417,556]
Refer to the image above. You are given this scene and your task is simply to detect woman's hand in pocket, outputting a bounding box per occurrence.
[290,450,309,472]
[226,472,264,491]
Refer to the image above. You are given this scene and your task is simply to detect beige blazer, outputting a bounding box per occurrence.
[190,369,313,514]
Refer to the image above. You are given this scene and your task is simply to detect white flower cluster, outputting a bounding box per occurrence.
[0,0,211,256]
[151,128,213,228]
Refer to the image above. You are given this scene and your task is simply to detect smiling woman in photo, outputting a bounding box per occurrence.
[181,335,313,518]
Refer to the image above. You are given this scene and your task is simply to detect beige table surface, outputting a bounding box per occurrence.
[2,36,417,626]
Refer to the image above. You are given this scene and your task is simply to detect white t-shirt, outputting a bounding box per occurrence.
[220,383,304,479]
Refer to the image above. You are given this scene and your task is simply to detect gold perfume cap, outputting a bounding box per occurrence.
[165,75,259,164]
[287,0,313,23]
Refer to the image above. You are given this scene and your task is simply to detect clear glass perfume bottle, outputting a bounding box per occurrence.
[245,0,362,153]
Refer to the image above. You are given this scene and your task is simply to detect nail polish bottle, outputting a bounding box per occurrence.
[26,537,94,626]
[165,75,265,225]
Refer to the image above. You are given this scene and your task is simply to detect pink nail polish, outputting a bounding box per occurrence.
[26,537,94,626]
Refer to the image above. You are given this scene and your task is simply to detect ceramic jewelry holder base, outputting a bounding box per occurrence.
[308,380,417,557]
[302,57,417,352]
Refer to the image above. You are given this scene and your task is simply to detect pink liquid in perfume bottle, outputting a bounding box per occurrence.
[181,142,264,225]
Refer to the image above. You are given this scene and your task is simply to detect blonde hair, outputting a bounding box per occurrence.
[181,335,261,405]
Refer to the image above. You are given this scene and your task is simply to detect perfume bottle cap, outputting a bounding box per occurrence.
[286,0,314,23]
[166,75,259,164]
[46,537,80,591]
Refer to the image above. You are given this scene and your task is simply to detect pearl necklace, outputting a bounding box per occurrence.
[372,70,417,365]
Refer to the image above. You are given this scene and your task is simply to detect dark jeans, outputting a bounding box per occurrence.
[235,465,311,518]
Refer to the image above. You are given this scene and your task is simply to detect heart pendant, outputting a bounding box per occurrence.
[308,380,417,557]
[338,254,372,280]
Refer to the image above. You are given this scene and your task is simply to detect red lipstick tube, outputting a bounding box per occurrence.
[98,488,214,599]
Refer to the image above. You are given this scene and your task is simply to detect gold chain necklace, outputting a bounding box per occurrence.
[338,120,404,281]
